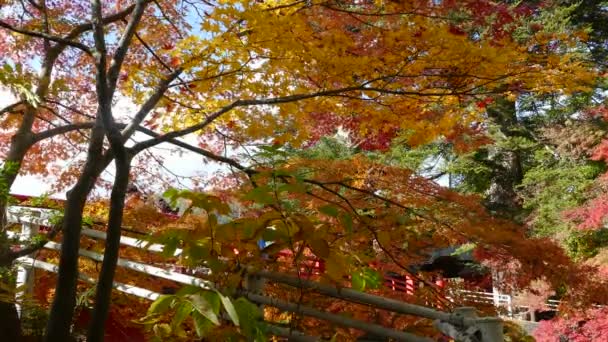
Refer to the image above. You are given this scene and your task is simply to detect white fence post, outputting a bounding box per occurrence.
[15,209,40,318]
[492,269,503,308]
[506,294,513,318]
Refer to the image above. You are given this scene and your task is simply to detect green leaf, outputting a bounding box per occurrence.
[351,272,366,291]
[217,292,240,326]
[159,233,181,257]
[185,240,210,264]
[163,188,179,204]
[361,268,382,290]
[234,297,262,338]
[148,295,175,315]
[324,257,346,282]
[171,302,193,328]
[187,292,220,325]
[319,205,339,217]
[261,228,278,242]
[176,286,201,296]
[82,216,94,226]
[192,311,214,338]
[132,314,161,325]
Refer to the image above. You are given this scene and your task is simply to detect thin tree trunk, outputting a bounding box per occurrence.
[44,123,105,342]
[86,155,131,342]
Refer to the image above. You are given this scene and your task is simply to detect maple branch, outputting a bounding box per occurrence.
[32,122,98,143]
[107,0,151,96]
[129,84,385,153]
[0,101,25,116]
[40,0,51,52]
[42,98,96,119]
[152,0,183,39]
[64,3,140,40]
[0,20,92,55]
[168,66,251,88]
[263,0,308,12]
[281,179,451,304]
[162,95,204,110]
[123,135,456,305]
[139,143,453,302]
[131,28,175,72]
[128,27,200,101]
[120,69,183,140]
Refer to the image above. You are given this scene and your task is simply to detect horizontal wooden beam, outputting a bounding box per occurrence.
[81,227,182,256]
[243,291,433,342]
[254,270,477,328]
[39,240,214,290]
[16,257,160,300]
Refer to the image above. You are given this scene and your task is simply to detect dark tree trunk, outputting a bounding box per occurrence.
[85,0,149,337]
[86,155,131,342]
[44,123,106,342]
[0,287,22,342]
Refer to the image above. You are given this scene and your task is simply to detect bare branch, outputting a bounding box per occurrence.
[43,98,96,119]
[32,121,97,142]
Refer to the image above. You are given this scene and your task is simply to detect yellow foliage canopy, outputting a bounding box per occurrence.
[132,0,596,148]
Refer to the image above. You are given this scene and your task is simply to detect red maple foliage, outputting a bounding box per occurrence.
[534,308,608,342]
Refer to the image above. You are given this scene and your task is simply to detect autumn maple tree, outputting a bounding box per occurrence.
[0,0,603,340]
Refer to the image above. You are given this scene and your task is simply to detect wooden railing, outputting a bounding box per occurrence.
[7,206,505,342]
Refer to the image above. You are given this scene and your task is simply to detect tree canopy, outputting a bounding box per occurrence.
[1,0,607,341]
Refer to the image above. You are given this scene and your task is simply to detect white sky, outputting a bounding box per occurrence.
[0,89,225,199]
